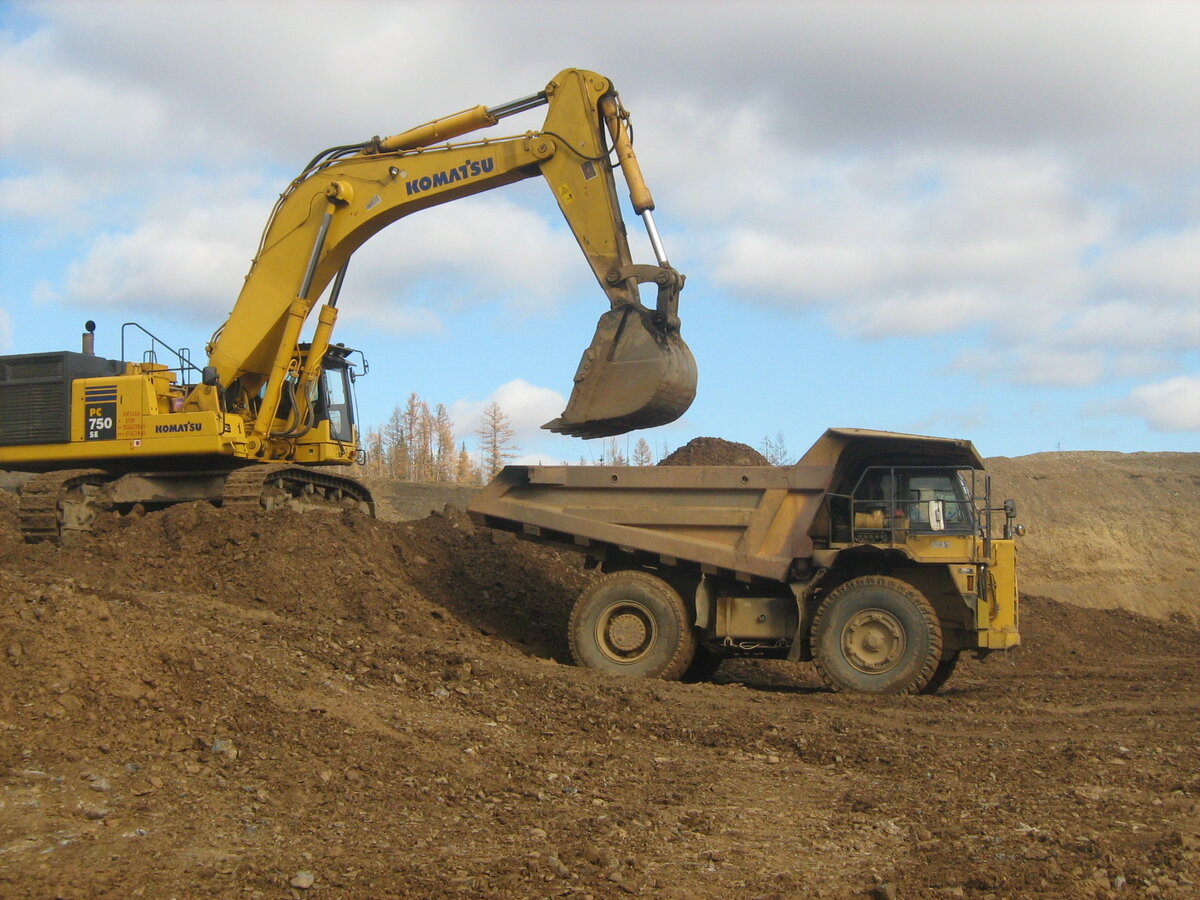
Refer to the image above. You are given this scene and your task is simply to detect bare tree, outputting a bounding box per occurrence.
[476,401,518,478]
[402,393,435,481]
[433,403,456,482]
[632,437,654,466]
[361,427,386,476]
[383,405,409,479]
[456,442,478,485]
[759,431,791,466]
[603,436,628,466]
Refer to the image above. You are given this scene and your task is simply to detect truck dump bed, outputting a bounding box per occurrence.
[467,429,986,584]
[469,463,836,582]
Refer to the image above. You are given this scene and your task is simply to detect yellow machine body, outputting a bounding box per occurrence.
[0,69,695,539]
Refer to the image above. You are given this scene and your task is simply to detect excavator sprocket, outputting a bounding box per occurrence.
[544,306,697,439]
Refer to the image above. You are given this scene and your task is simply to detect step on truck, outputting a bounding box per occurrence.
[468,428,1022,694]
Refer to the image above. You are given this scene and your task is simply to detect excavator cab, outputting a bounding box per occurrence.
[312,345,360,445]
[270,343,364,462]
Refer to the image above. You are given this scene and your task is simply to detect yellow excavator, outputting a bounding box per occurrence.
[0,69,696,541]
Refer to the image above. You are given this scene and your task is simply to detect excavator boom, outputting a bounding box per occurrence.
[203,68,695,446]
[0,69,695,542]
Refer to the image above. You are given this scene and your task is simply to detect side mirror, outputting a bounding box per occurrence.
[928,499,945,531]
[202,366,219,387]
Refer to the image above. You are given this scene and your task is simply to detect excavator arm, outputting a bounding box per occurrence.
[198,68,695,452]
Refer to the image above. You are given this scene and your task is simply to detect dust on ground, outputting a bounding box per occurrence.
[1,445,1198,899]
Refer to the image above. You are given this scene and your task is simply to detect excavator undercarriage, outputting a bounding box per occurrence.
[17,466,376,543]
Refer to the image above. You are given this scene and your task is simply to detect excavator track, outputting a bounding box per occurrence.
[222,466,376,517]
[18,469,110,544]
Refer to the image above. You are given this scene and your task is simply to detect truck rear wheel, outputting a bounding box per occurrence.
[812,575,942,694]
[569,570,696,680]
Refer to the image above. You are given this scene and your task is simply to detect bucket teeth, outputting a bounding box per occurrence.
[543,307,696,439]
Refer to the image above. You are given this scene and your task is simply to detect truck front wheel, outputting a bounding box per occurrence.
[812,575,942,694]
[569,570,696,680]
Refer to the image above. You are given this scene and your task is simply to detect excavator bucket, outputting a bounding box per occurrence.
[543,306,697,439]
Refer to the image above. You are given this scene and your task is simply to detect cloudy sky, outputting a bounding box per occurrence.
[2,0,1197,464]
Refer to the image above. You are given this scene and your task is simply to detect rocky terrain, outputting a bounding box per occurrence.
[1,443,1197,899]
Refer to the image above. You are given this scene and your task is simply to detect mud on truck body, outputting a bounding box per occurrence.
[468,428,1022,695]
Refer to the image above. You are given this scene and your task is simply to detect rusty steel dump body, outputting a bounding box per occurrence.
[469,428,983,582]
[469,429,1017,695]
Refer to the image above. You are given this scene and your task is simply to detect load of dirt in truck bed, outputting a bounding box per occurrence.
[657,436,769,466]
[2,448,1198,899]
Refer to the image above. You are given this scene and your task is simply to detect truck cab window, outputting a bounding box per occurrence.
[901,472,973,532]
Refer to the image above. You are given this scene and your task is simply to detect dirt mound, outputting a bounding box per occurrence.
[2,454,1199,899]
[359,478,479,523]
[658,436,769,466]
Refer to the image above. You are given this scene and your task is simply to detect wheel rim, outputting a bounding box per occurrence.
[595,601,657,664]
[841,607,906,674]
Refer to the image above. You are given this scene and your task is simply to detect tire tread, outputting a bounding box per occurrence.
[811,574,942,694]
[568,570,695,680]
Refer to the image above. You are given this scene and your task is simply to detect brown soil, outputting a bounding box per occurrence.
[1,448,1198,899]
[658,437,769,466]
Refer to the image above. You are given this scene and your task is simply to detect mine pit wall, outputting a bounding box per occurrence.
[985,451,1200,623]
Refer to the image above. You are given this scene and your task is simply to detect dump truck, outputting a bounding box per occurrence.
[468,428,1022,694]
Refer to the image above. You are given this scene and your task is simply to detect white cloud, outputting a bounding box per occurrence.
[337,302,444,337]
[342,196,589,320]
[836,289,992,339]
[59,201,262,320]
[1124,375,1200,432]
[451,378,567,448]
[950,344,1110,389]
[1096,227,1200,301]
[712,151,1104,341]
[1011,349,1107,389]
[1062,299,1200,353]
[48,180,579,337]
[0,30,170,168]
[0,307,11,352]
[1108,353,1180,380]
[0,170,103,224]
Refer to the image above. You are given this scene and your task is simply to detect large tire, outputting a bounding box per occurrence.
[920,652,961,695]
[811,575,942,694]
[569,570,696,680]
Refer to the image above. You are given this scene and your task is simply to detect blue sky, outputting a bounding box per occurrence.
[2,0,1197,465]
